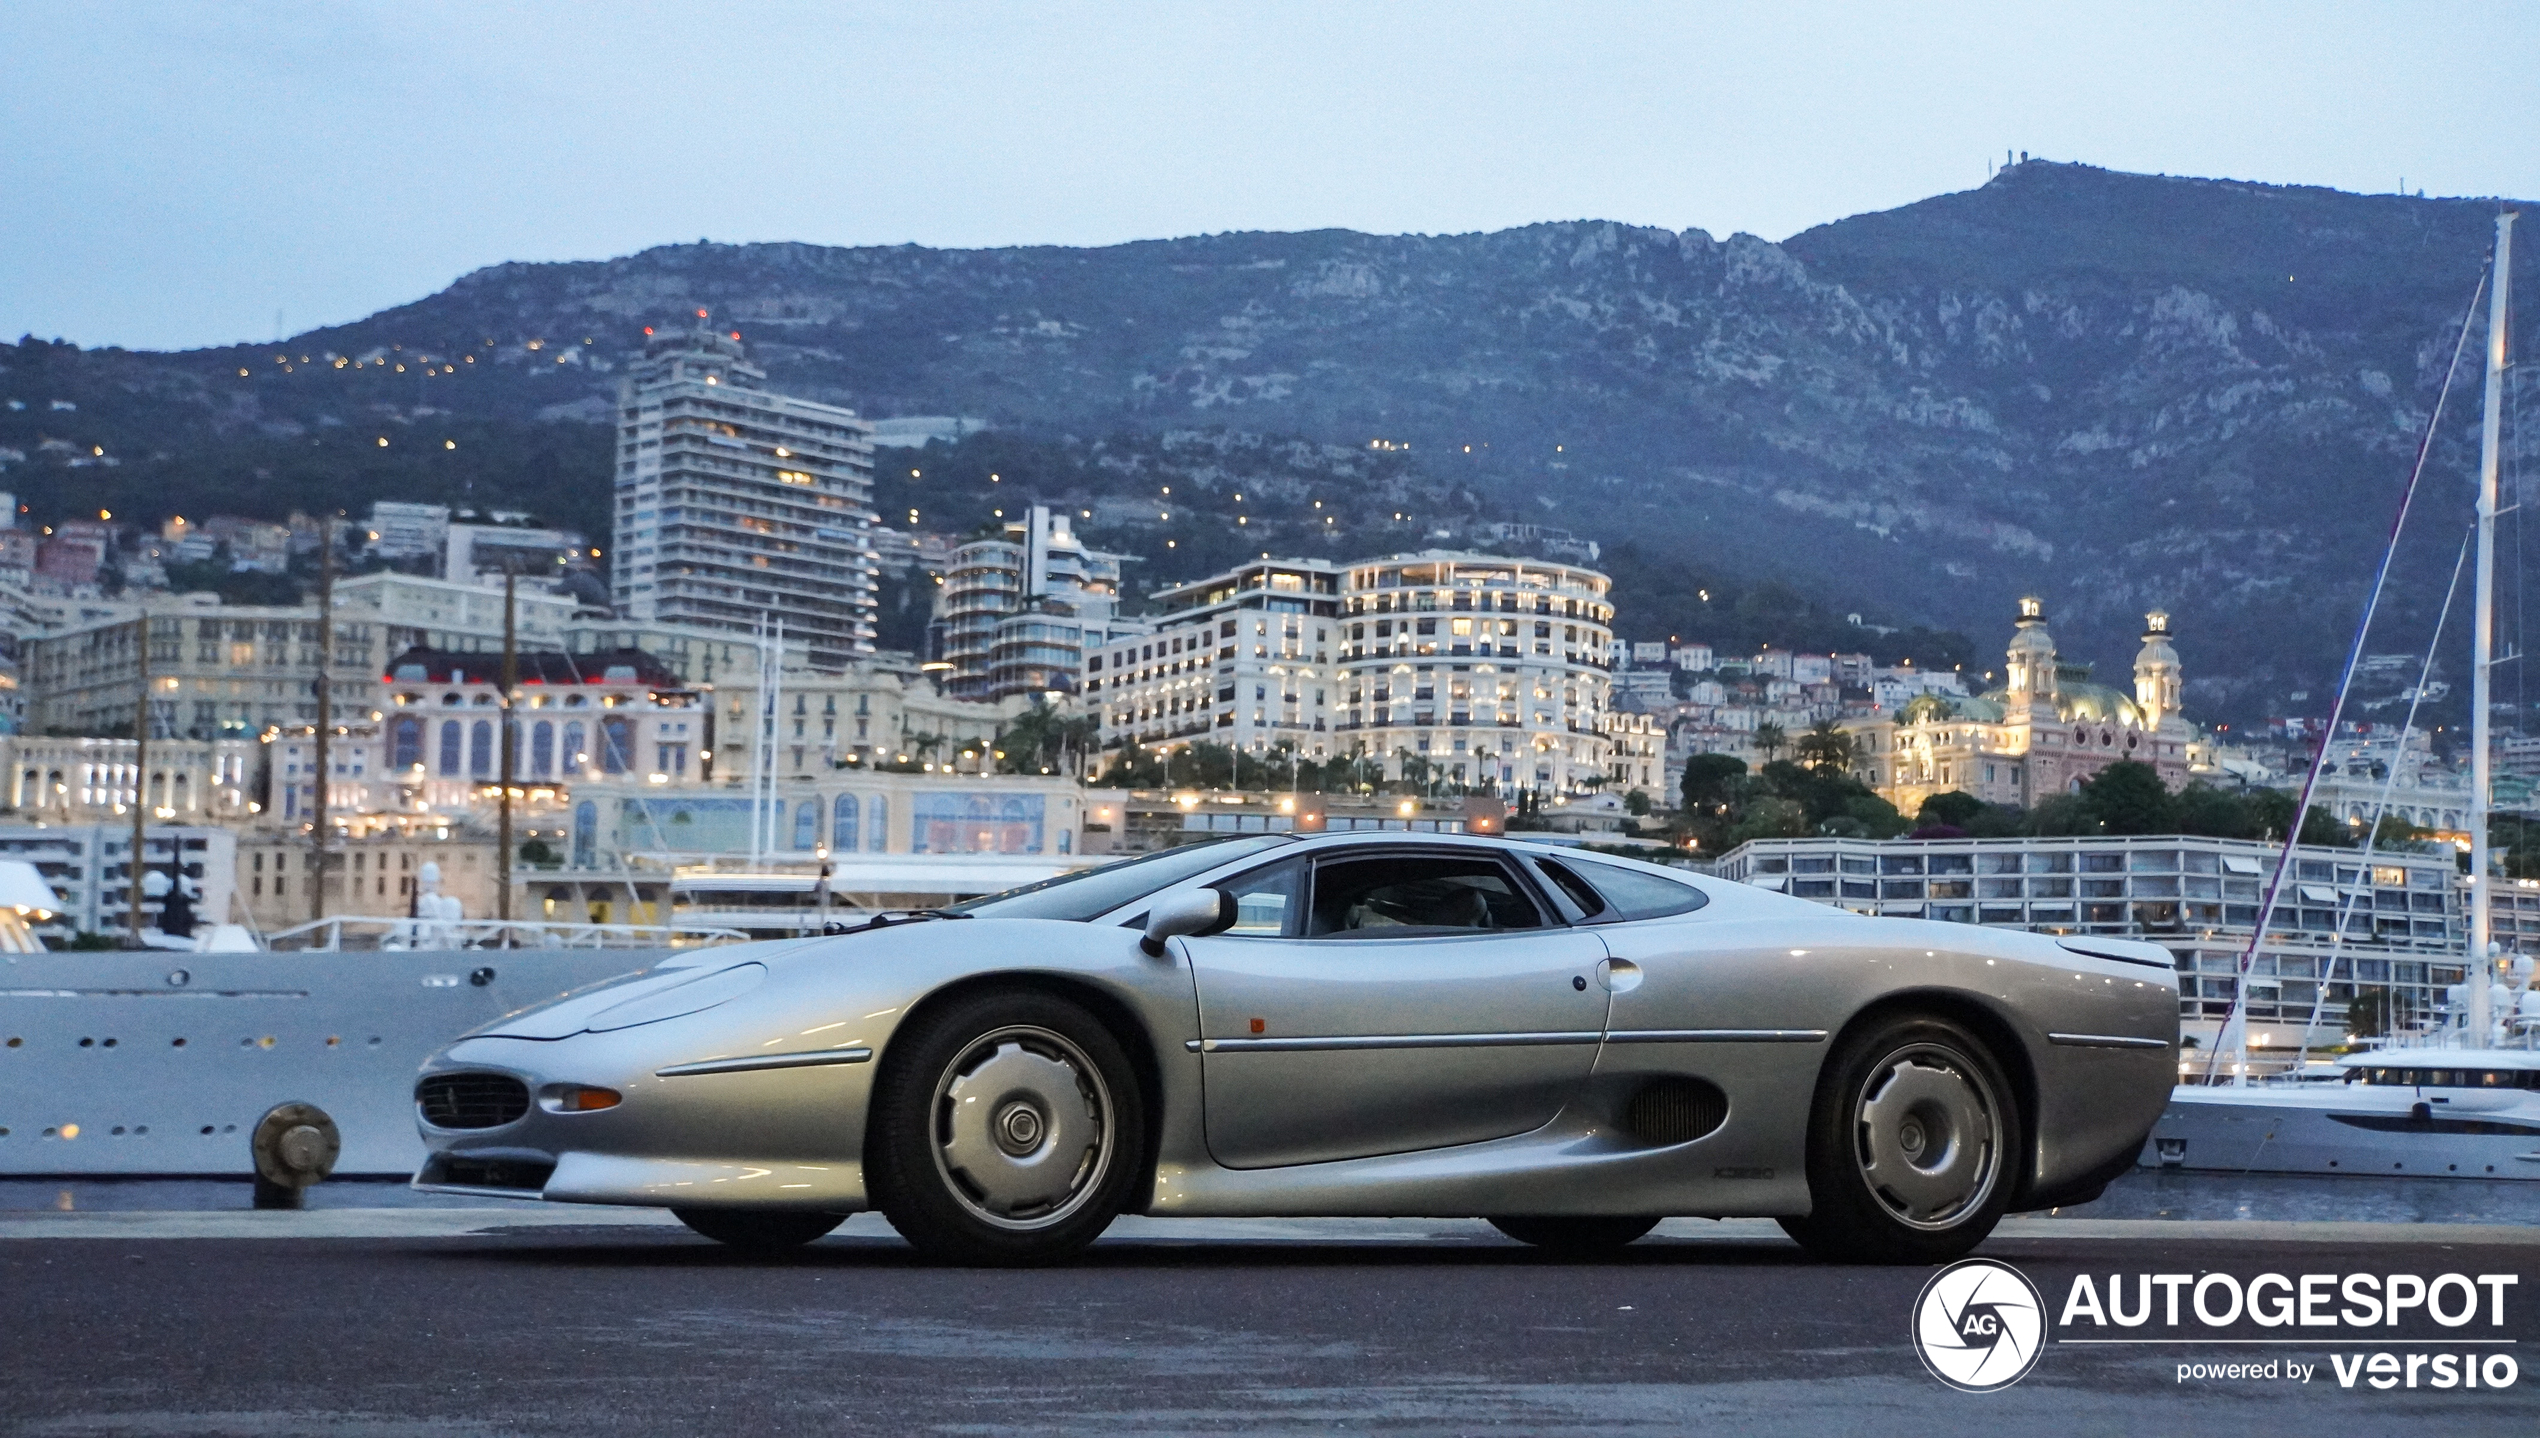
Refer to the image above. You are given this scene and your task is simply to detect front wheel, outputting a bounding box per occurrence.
[672,1208,846,1253]
[1489,1215,1662,1254]
[867,989,1144,1265]
[1778,1014,2015,1264]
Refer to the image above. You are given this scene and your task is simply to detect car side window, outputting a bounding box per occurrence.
[1209,858,1308,938]
[1306,854,1545,938]
[1555,857,1709,921]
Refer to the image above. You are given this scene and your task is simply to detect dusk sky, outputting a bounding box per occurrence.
[7,2,2538,352]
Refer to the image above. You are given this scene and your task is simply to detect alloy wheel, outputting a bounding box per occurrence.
[1851,1041,2001,1230]
[929,1024,1115,1230]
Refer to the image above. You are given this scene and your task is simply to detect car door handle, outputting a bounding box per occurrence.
[1595,959,1642,994]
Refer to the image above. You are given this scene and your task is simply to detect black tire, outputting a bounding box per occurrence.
[672,1208,846,1253]
[1489,1215,1662,1254]
[867,988,1145,1266]
[1778,1013,2017,1264]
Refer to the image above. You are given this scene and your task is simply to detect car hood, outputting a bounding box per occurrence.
[464,937,825,1040]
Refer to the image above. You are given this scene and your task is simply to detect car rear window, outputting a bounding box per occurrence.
[1548,857,1709,921]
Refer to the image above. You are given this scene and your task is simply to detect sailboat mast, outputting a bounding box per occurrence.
[2469,211,2515,1052]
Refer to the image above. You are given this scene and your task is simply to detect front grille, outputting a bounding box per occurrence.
[1623,1077,1729,1145]
[434,1156,555,1191]
[416,1073,530,1129]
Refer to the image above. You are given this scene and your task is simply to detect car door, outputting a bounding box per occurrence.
[1526,853,1827,1191]
[1180,846,1609,1169]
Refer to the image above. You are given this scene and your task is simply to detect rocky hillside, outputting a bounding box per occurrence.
[5,160,2529,719]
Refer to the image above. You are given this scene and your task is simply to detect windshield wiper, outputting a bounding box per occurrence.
[823,908,973,937]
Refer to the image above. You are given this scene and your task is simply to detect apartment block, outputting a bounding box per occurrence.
[611,325,879,669]
[1088,558,1345,759]
[1718,832,2466,1049]
[1334,551,1618,795]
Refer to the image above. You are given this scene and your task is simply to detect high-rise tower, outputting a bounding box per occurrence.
[610,323,878,669]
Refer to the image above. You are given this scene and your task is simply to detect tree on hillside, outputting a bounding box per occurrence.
[2081,760,2178,835]
[994,709,1099,776]
[1917,790,1986,829]
[1680,754,1748,816]
[2172,782,2262,839]
[2243,788,2351,848]
[1753,721,1789,764]
[2025,793,2104,836]
[1795,721,1854,771]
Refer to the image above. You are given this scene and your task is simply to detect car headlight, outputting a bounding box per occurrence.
[585,963,767,1032]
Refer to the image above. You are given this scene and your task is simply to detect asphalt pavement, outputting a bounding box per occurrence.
[1,1212,2533,1436]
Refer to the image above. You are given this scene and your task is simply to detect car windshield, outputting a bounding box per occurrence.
[949,836,1294,921]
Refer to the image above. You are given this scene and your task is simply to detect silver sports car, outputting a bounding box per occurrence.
[413,832,2178,1263]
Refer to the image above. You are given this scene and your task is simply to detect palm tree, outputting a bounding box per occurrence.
[1795,720,1854,771]
[1753,720,1790,764]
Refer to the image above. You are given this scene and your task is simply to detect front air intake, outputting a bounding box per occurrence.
[432,1155,556,1191]
[1622,1077,1728,1145]
[416,1073,530,1130]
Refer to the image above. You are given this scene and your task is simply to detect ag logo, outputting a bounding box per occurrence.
[1911,1258,2045,1392]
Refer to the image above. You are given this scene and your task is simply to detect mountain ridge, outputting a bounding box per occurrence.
[5,160,2530,723]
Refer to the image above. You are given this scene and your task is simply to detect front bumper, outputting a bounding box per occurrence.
[411,1033,874,1211]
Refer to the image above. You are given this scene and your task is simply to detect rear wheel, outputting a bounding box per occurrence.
[867,989,1143,1266]
[672,1208,845,1253]
[1778,1014,2015,1264]
[1489,1215,1662,1254]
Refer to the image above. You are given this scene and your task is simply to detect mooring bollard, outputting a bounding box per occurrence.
[250,1101,342,1210]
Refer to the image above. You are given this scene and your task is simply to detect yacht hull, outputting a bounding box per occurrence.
[2142,1083,2540,1181]
[0,948,674,1176]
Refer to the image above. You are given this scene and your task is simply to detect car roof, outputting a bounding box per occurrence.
[1274,829,1675,867]
[1173,828,1786,914]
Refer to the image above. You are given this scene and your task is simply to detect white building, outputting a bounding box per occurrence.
[0,823,238,944]
[22,575,587,739]
[2303,727,2471,836]
[446,520,586,582]
[1869,665,1970,712]
[938,506,1137,701]
[611,325,880,670]
[1671,644,1714,672]
[1334,551,1618,795]
[1090,558,1345,761]
[563,771,1091,868]
[1613,668,1675,707]
[365,502,451,561]
[5,735,257,825]
[1718,832,2465,1051]
[709,655,1019,778]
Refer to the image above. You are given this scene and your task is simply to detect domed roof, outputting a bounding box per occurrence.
[1901,692,2006,724]
[2053,681,2145,726]
[1970,679,2146,727]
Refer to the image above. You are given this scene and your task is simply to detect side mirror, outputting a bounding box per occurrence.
[1140,888,1236,956]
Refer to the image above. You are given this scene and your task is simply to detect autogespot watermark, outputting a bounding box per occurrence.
[1912,1259,2047,1392]
[1912,1261,2523,1393]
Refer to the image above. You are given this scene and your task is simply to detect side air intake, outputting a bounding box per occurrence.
[1622,1077,1728,1145]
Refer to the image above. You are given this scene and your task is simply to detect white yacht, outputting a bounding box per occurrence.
[2150,213,2540,1185]
[2149,1024,2540,1182]
[668,872,859,940]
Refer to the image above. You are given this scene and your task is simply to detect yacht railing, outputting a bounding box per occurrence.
[260,916,752,952]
